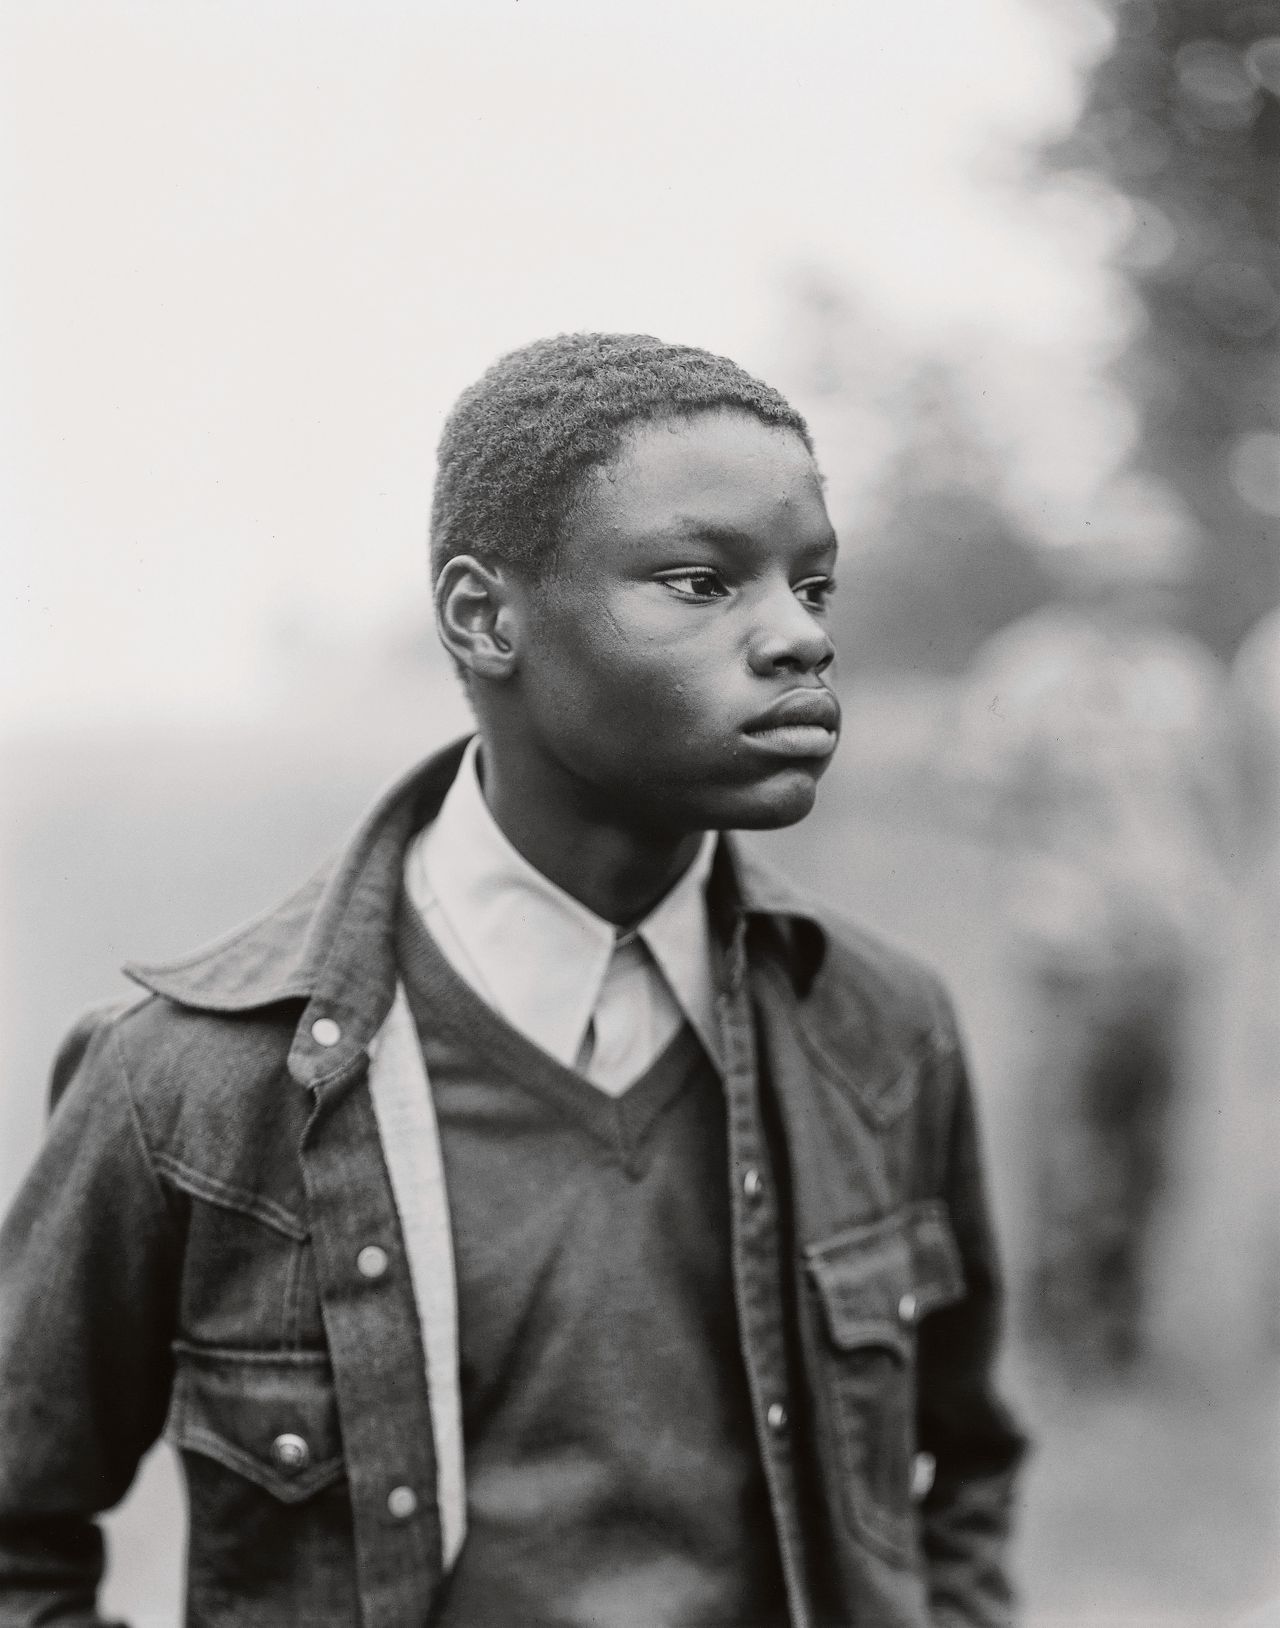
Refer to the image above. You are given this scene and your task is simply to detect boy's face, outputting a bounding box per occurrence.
[509,408,841,834]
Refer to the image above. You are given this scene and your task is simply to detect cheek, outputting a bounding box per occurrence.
[547,603,721,721]
[579,646,701,734]
[601,635,731,738]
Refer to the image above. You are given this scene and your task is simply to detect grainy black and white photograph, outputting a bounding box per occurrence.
[2,3,1278,1625]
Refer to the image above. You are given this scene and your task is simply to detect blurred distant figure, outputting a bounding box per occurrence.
[950,536,1230,1373]
[1228,605,1280,1345]
[1231,603,1280,914]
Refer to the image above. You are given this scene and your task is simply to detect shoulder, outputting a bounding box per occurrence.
[762,896,967,1138]
[45,990,315,1241]
[735,841,955,1049]
[48,996,141,1112]
[52,989,302,1163]
[808,902,958,1051]
[737,841,962,1122]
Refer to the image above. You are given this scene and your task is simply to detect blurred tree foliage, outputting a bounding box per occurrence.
[837,365,1055,675]
[1043,0,1280,656]
[777,275,1056,677]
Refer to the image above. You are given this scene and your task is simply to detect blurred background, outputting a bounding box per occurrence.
[2,0,1278,1621]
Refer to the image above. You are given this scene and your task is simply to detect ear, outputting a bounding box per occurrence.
[434,554,522,681]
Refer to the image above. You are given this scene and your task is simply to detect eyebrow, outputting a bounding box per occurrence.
[652,520,839,555]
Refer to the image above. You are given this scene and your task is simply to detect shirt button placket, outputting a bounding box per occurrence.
[717,962,810,1628]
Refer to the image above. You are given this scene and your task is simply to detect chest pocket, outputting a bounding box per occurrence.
[166,1342,346,1501]
[165,1343,358,1622]
[805,1200,965,1562]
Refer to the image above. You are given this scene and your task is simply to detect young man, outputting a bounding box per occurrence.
[0,333,1025,1627]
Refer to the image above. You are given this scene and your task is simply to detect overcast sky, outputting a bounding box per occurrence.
[1,0,1119,732]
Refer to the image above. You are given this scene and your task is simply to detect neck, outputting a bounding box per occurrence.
[475,737,704,928]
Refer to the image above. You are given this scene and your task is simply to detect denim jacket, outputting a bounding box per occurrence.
[0,739,1026,1627]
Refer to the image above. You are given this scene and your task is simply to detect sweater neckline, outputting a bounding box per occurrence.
[395,892,714,1176]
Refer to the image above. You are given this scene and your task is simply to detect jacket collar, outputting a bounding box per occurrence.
[124,736,828,1085]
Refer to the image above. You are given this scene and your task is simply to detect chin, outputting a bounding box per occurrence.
[713,769,823,831]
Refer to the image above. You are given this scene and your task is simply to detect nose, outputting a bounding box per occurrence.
[748,583,835,677]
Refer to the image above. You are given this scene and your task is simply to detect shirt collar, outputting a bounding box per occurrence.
[407,737,719,1066]
[625,827,720,1064]
[122,736,827,1088]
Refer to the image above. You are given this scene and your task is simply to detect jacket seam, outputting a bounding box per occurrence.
[171,1338,332,1365]
[928,996,967,1179]
[172,1422,345,1499]
[135,984,313,1014]
[765,956,942,1127]
[150,1150,309,1242]
[109,1019,182,1247]
[802,1195,949,1261]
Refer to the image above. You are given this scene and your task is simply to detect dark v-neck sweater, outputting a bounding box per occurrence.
[395,897,788,1628]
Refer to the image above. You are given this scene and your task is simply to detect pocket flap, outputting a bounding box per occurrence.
[166,1343,346,1504]
[806,1199,966,1352]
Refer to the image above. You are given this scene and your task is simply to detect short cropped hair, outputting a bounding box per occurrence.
[429,332,813,580]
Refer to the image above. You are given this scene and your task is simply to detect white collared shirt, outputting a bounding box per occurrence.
[403,738,720,1095]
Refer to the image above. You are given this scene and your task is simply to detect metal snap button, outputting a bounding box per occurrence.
[742,1167,764,1199]
[310,1017,342,1048]
[387,1484,418,1520]
[766,1401,788,1433]
[911,1450,937,1500]
[271,1432,310,1474]
[898,1292,918,1325]
[357,1244,389,1280]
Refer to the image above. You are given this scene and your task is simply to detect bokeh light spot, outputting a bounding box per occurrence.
[1229,431,1280,517]
[1244,36,1280,95]
[1175,39,1261,127]
[1192,262,1279,339]
[1118,203,1179,272]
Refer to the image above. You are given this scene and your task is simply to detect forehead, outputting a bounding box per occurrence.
[573,409,831,547]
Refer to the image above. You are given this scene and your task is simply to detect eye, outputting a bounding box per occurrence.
[655,569,729,603]
[795,575,836,611]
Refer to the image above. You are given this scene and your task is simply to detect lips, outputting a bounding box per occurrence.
[744,688,841,734]
[742,687,841,759]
